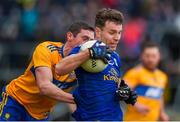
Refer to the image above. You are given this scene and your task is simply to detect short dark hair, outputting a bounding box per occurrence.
[68,21,94,37]
[95,8,124,29]
[141,41,160,53]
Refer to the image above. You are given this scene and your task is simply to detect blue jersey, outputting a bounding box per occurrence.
[71,46,123,121]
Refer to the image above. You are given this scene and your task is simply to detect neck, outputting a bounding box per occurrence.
[142,64,157,72]
[95,37,101,42]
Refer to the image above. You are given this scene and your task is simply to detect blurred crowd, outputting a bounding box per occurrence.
[0,0,180,112]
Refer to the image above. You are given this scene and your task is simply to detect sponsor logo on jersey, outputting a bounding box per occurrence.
[104,68,121,83]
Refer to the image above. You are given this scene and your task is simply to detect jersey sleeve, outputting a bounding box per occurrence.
[69,46,81,55]
[123,69,139,88]
[33,44,52,69]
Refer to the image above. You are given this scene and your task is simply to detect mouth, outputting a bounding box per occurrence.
[109,46,116,51]
[110,45,117,48]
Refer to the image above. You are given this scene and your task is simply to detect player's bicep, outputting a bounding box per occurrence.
[35,66,53,89]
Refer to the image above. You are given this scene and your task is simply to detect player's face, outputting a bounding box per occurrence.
[73,29,94,47]
[96,21,122,50]
[141,47,161,70]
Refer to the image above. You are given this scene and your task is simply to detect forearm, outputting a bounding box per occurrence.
[159,98,169,121]
[56,49,90,75]
[160,98,165,112]
[160,98,167,115]
[35,67,74,104]
[39,81,75,104]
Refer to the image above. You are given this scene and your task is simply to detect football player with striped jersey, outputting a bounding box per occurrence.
[0,22,94,121]
[124,42,169,121]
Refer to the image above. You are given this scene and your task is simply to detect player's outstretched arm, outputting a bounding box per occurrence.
[55,49,90,75]
[35,66,75,104]
[56,42,111,75]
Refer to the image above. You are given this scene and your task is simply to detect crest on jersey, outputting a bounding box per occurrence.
[5,113,10,120]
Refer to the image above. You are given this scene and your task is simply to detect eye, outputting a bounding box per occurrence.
[118,31,122,34]
[82,36,89,41]
[109,31,114,35]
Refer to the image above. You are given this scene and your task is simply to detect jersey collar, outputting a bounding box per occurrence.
[58,45,64,58]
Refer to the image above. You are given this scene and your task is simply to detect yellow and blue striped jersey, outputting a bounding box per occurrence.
[6,41,76,119]
[124,65,168,121]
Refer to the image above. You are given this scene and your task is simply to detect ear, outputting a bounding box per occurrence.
[66,32,74,42]
[140,53,144,62]
[95,27,101,39]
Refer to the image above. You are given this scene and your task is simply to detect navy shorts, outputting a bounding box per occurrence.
[0,87,49,121]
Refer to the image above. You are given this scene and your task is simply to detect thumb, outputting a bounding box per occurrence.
[102,57,109,64]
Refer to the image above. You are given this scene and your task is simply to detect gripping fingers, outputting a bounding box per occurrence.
[101,54,111,64]
[102,57,109,64]
[116,88,130,100]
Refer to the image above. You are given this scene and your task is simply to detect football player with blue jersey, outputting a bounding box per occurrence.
[55,8,137,121]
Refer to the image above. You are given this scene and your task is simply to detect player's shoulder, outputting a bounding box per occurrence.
[156,69,168,78]
[128,65,143,73]
[112,51,120,57]
[38,41,63,48]
[35,41,63,52]
[111,51,121,61]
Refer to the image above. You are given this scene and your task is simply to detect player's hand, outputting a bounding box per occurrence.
[134,103,150,115]
[159,111,169,121]
[88,41,112,64]
[116,80,131,101]
[125,90,137,105]
[121,79,137,105]
[116,80,137,105]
